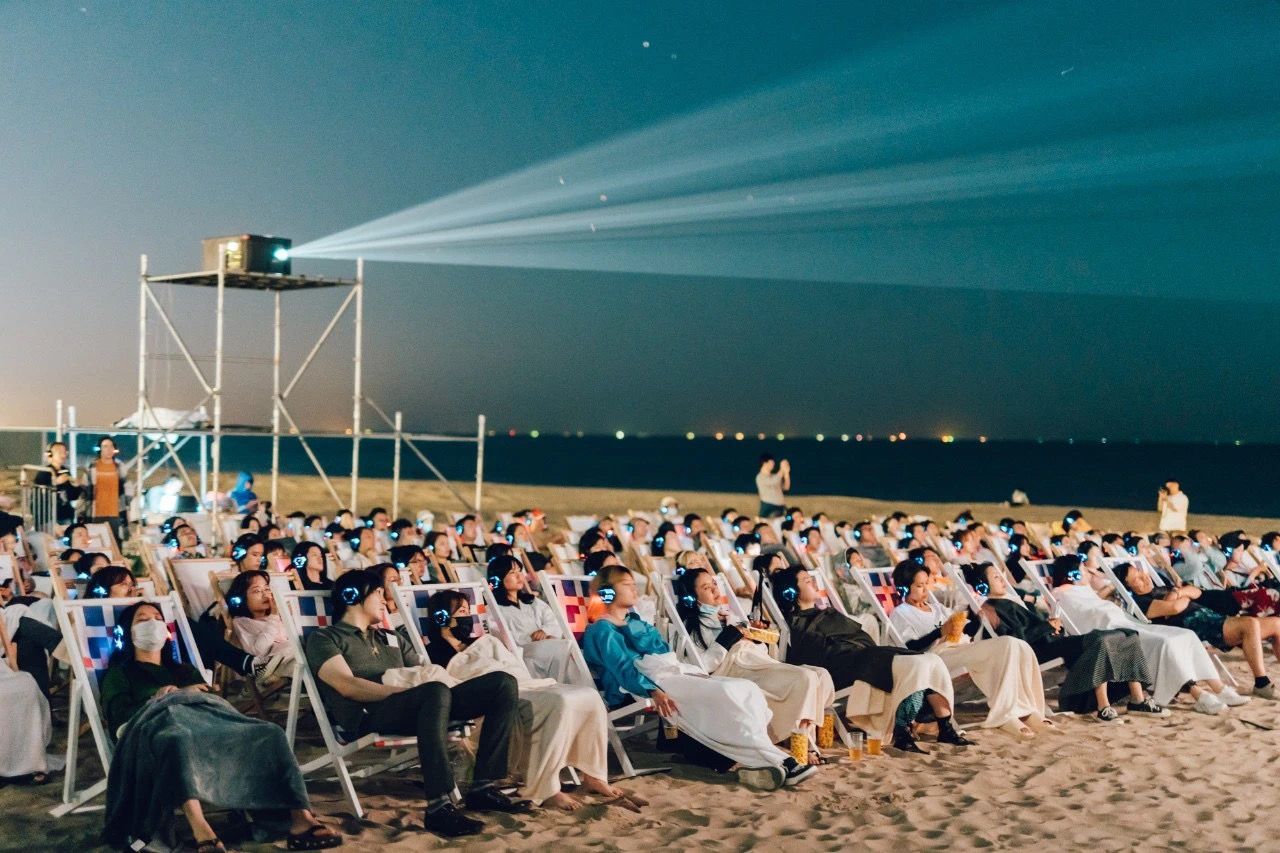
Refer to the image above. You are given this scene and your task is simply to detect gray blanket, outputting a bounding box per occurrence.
[104,690,309,848]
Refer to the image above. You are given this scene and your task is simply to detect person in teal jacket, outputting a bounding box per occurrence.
[582,564,815,791]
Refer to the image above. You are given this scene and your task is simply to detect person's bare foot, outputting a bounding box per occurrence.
[544,792,583,811]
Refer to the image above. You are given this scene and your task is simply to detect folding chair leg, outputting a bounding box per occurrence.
[62,686,82,806]
[831,708,854,749]
[607,725,637,778]
[333,754,364,819]
[285,674,303,748]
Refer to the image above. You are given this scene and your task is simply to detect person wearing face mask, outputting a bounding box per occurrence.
[673,566,834,751]
[421,588,642,813]
[101,602,340,852]
[305,570,527,838]
[584,564,815,790]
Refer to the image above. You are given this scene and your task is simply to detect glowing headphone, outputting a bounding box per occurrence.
[1126,544,1139,555]
[292,554,308,569]
[432,608,451,626]
[228,594,243,608]
[799,531,810,544]
[625,521,634,533]
[504,531,515,544]
[672,565,685,577]
[163,532,179,548]
[345,529,363,549]
[91,584,107,597]
[1067,568,1082,582]
[231,543,250,561]
[653,535,665,550]
[339,586,361,606]
[596,570,617,604]
[853,527,863,541]
[913,554,925,566]
[679,593,696,608]
[896,585,909,599]
[974,581,989,597]
[781,585,798,602]
[389,529,399,541]
[1008,541,1019,554]
[364,517,374,528]
[1171,548,1182,560]
[455,520,465,534]
[488,570,503,591]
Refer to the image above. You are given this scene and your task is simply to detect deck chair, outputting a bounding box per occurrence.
[169,557,234,620]
[51,592,208,816]
[852,568,908,646]
[84,522,123,561]
[392,580,519,661]
[535,571,665,779]
[272,584,418,819]
[946,564,1065,673]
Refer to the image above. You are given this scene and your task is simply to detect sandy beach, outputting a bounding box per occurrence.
[5,475,1280,852]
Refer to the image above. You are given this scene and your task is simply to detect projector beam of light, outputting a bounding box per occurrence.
[292,1,1280,302]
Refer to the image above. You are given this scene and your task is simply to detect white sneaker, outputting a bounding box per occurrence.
[1217,686,1250,707]
[1193,692,1227,715]
[1253,683,1280,701]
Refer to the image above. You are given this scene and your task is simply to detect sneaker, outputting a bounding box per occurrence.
[1126,697,1171,717]
[736,765,786,791]
[1096,706,1123,724]
[782,758,818,787]
[1254,683,1280,701]
[1217,686,1250,707]
[422,803,484,838]
[1192,691,1227,715]
[252,655,291,685]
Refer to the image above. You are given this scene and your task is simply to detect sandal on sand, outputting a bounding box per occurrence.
[287,824,342,850]
[195,838,226,853]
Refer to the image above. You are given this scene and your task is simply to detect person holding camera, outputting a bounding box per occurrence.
[1158,480,1189,534]
[755,454,790,519]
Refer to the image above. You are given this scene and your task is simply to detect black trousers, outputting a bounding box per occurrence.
[192,612,252,675]
[14,616,62,696]
[362,672,519,800]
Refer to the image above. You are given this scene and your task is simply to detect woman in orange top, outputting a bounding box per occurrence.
[86,437,126,540]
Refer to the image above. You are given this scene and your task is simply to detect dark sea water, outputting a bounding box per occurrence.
[3,430,1276,518]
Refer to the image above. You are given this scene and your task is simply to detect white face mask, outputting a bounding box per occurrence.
[132,619,170,651]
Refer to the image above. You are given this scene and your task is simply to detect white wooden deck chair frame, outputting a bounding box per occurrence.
[52,592,208,817]
[535,570,665,779]
[272,583,418,819]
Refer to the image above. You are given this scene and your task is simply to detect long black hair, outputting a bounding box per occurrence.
[424,589,470,645]
[673,566,713,649]
[769,565,805,620]
[1004,533,1029,583]
[488,554,534,605]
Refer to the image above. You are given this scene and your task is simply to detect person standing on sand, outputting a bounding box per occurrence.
[755,454,790,519]
[1158,480,1189,534]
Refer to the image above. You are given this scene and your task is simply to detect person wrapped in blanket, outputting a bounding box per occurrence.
[582,564,816,790]
[421,586,644,812]
[769,565,972,755]
[672,565,835,759]
[1114,561,1280,701]
[101,601,340,852]
[960,562,1162,723]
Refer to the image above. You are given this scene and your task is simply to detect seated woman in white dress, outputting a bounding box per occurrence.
[226,570,294,670]
[1049,555,1247,714]
[889,560,1051,737]
[672,566,835,751]
[423,589,643,812]
[0,616,53,785]
[487,555,573,681]
[583,565,816,790]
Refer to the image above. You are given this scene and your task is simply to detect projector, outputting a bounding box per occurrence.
[202,234,292,275]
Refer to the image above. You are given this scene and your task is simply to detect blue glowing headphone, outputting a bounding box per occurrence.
[679,593,696,608]
[625,521,634,533]
[339,585,361,606]
[228,594,243,608]
[896,585,909,600]
[853,527,863,541]
[231,543,249,561]
[455,520,465,534]
[781,585,798,602]
[487,569,503,591]
[913,554,925,566]
[292,554,308,569]
[1067,568,1082,582]
[432,608,451,626]
[389,529,399,541]
[974,581,989,597]
[345,529,363,549]
[505,531,515,544]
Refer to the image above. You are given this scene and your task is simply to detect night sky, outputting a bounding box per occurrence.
[3,1,1278,442]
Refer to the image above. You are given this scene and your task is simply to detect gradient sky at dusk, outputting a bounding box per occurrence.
[3,1,1278,442]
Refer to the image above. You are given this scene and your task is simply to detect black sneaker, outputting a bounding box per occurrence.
[892,725,927,754]
[782,757,818,787]
[1126,697,1171,717]
[463,786,533,814]
[936,719,974,747]
[423,803,484,838]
